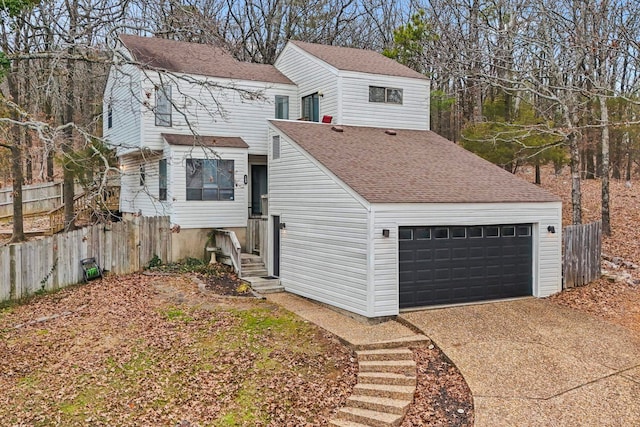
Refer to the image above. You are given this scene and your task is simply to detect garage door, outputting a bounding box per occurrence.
[399,224,533,308]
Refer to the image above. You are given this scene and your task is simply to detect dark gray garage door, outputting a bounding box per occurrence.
[399,224,533,308]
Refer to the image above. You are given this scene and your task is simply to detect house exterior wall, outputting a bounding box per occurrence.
[119,152,170,217]
[339,72,430,130]
[103,63,143,156]
[371,202,563,316]
[268,125,372,317]
[137,73,297,155]
[168,144,248,229]
[274,44,339,121]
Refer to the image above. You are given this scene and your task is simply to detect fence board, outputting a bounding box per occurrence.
[563,221,602,288]
[0,216,172,303]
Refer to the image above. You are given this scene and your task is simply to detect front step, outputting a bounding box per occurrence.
[359,360,415,375]
[242,276,284,294]
[356,349,414,362]
[353,383,415,400]
[346,395,410,416]
[358,372,416,387]
[333,407,403,427]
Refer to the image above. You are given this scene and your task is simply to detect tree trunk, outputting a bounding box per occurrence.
[569,132,582,225]
[624,132,632,181]
[600,95,611,236]
[62,2,77,231]
[9,144,25,243]
[535,160,541,185]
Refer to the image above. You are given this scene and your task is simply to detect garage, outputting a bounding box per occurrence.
[399,224,533,308]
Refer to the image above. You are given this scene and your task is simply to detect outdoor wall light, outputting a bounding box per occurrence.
[244,174,248,185]
[279,223,286,230]
[382,229,390,238]
[547,225,556,234]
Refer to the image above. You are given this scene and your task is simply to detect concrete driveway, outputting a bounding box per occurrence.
[401,298,640,426]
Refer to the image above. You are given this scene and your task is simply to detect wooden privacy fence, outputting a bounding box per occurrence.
[563,221,602,288]
[0,216,172,303]
[0,181,64,218]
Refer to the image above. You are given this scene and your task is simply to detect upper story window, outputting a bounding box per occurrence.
[275,95,289,119]
[186,158,235,201]
[155,85,172,127]
[139,164,145,186]
[302,92,319,122]
[369,86,403,104]
[159,159,167,201]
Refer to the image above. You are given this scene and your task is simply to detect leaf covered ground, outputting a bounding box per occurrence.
[0,273,357,426]
[519,166,640,335]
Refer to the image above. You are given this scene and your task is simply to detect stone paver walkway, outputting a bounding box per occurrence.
[401,298,640,427]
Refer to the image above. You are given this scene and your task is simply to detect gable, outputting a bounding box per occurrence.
[269,120,560,204]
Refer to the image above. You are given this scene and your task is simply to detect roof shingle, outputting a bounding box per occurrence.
[290,40,428,80]
[119,35,293,85]
[270,121,560,204]
[162,133,249,149]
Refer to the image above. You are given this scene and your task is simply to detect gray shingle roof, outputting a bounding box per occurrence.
[162,133,249,149]
[270,121,560,204]
[290,40,428,80]
[119,35,293,85]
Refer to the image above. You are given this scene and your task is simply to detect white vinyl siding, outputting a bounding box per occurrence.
[135,72,297,155]
[340,72,430,130]
[269,127,371,316]
[168,145,248,229]
[119,153,170,217]
[103,63,143,156]
[371,202,562,316]
[275,44,338,121]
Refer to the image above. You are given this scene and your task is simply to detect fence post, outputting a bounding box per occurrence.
[9,244,16,300]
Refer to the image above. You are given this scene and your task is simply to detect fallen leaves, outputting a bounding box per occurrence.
[0,273,357,426]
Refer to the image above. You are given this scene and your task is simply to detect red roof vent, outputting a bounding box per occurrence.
[385,129,397,136]
[331,126,344,133]
[322,115,333,123]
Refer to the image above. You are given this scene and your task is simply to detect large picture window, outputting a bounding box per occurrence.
[155,85,172,126]
[186,159,235,201]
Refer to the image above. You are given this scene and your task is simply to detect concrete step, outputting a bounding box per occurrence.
[359,360,415,375]
[358,372,416,387]
[242,271,269,278]
[353,335,430,351]
[353,383,415,401]
[346,395,410,416]
[240,261,266,268]
[334,407,402,427]
[329,420,372,427]
[243,277,284,294]
[357,349,414,362]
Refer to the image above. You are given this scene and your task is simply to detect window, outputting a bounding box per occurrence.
[434,228,449,239]
[186,159,234,201]
[159,159,167,201]
[275,95,289,119]
[502,226,516,237]
[272,135,280,160]
[107,101,113,129]
[302,92,319,122]
[469,227,483,238]
[155,85,172,126]
[452,227,466,239]
[369,86,403,104]
[517,225,531,237]
[139,165,145,186]
[399,228,413,240]
[485,226,500,237]
[416,228,431,240]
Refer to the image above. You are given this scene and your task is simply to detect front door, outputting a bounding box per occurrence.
[251,165,267,216]
[273,215,281,277]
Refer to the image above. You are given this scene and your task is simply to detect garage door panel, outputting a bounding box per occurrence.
[399,224,532,308]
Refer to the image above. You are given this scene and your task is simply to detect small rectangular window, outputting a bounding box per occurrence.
[272,135,280,160]
[517,225,531,237]
[502,226,516,237]
[434,228,449,239]
[107,102,113,129]
[469,227,483,238]
[486,226,499,237]
[159,159,167,201]
[416,228,431,240]
[452,227,466,239]
[399,228,413,240]
[155,85,172,127]
[139,164,145,187]
[369,86,403,104]
[275,95,289,119]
